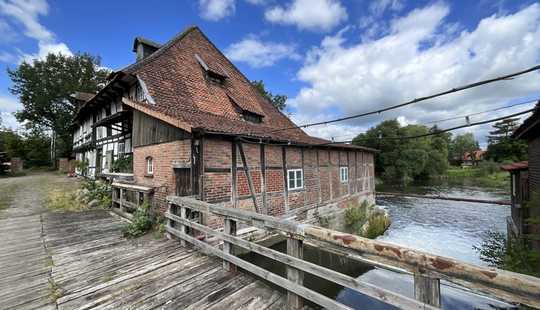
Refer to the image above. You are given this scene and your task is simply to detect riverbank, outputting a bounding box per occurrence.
[443,167,509,190]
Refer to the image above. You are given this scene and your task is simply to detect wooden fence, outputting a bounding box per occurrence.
[111,182,153,219]
[165,196,540,310]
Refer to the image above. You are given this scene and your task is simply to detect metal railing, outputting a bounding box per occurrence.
[165,196,540,310]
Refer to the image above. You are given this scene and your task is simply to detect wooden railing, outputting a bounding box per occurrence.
[165,196,540,310]
[111,182,153,219]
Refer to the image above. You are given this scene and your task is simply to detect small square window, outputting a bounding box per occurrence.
[340,166,349,183]
[287,169,303,190]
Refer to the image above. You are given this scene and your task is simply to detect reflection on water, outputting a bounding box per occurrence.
[244,184,514,309]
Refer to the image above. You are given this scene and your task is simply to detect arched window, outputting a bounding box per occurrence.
[146,157,153,175]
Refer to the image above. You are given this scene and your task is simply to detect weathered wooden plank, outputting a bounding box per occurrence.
[304,225,540,308]
[167,196,302,235]
[223,218,237,272]
[166,212,431,310]
[414,274,441,307]
[205,281,283,310]
[166,225,352,310]
[287,237,304,309]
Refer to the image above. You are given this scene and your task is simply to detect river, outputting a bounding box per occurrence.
[243,183,514,309]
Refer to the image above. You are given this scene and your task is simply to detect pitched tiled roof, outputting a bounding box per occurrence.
[513,102,540,139]
[118,26,374,152]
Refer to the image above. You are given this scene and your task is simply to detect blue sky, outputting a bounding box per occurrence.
[1,0,540,146]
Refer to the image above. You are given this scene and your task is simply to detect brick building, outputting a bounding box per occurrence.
[72,26,376,221]
[505,102,540,250]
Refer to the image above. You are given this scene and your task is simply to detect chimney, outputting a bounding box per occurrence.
[132,37,161,61]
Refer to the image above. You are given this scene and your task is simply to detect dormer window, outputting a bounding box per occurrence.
[195,54,227,84]
[243,111,263,124]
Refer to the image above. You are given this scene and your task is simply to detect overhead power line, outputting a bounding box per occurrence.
[423,98,539,125]
[321,107,536,145]
[260,64,540,134]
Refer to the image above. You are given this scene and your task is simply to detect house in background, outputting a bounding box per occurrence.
[71,26,377,224]
[503,102,540,250]
[462,150,486,167]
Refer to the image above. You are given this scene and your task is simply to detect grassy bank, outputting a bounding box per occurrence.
[445,167,509,190]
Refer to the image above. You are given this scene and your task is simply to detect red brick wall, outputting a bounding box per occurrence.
[133,136,375,221]
[133,139,191,212]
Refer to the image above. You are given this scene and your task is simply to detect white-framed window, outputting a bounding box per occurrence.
[340,166,349,183]
[287,169,303,190]
[146,157,153,175]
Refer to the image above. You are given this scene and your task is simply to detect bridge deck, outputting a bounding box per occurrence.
[46,210,285,310]
[0,187,284,310]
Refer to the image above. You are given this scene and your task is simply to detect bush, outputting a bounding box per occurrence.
[111,155,133,173]
[476,160,499,177]
[364,213,391,239]
[79,179,111,208]
[474,231,540,277]
[123,201,153,238]
[344,200,368,233]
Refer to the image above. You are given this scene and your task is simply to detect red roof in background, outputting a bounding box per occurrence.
[501,161,528,171]
[462,150,486,161]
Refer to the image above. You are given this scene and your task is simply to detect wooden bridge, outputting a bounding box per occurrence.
[2,178,539,309]
[165,195,540,310]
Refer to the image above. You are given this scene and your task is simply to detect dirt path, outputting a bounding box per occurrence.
[0,172,69,310]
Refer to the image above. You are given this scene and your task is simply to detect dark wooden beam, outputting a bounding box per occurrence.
[260,144,267,215]
[237,141,260,213]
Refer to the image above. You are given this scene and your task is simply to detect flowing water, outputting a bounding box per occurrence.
[243,183,514,309]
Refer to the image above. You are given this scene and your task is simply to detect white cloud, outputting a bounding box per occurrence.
[290,3,540,144]
[20,41,72,63]
[370,0,404,16]
[225,36,300,67]
[265,0,348,32]
[0,0,52,41]
[199,0,236,21]
[0,95,21,129]
[0,0,72,62]
[244,0,266,5]
[0,51,17,63]
[0,95,21,113]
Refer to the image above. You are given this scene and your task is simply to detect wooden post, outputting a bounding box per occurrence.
[260,144,268,215]
[180,206,187,247]
[232,141,238,208]
[237,141,260,213]
[223,218,237,272]
[414,273,441,308]
[287,237,304,310]
[119,188,124,212]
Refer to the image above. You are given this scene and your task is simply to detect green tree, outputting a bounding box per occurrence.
[8,53,109,159]
[352,120,448,182]
[486,118,527,162]
[449,133,479,164]
[251,80,287,110]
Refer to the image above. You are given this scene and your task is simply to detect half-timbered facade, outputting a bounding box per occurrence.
[72,26,376,221]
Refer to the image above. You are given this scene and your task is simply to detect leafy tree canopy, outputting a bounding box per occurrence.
[449,133,479,164]
[251,80,287,111]
[352,120,449,182]
[486,118,527,163]
[8,53,109,157]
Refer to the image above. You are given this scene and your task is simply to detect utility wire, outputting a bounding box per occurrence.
[320,107,536,145]
[423,98,539,125]
[258,64,540,134]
